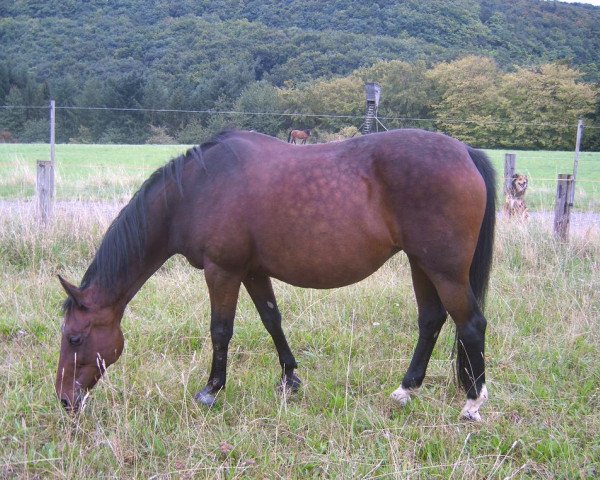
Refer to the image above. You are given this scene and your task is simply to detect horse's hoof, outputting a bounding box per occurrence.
[194,388,218,407]
[460,409,482,422]
[459,384,488,422]
[390,385,415,406]
[278,373,301,395]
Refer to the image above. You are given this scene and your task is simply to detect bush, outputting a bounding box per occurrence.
[0,131,16,143]
[19,119,48,143]
[145,125,176,145]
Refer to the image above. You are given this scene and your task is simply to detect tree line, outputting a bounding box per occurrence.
[2,0,600,82]
[2,0,600,148]
[1,56,598,150]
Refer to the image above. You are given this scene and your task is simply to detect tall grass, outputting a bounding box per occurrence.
[1,205,598,478]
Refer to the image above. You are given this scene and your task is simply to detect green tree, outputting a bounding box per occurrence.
[0,87,26,139]
[587,98,600,151]
[233,81,282,135]
[50,75,81,142]
[279,75,363,133]
[0,63,11,103]
[20,118,48,142]
[76,78,112,142]
[197,55,257,110]
[428,56,502,146]
[497,64,597,149]
[429,57,597,149]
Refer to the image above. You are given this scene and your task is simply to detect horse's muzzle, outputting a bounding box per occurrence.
[59,393,83,413]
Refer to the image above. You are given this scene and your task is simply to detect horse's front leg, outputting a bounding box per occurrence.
[243,275,300,394]
[194,263,242,407]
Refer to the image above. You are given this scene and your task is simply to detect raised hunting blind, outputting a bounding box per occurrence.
[365,82,381,106]
[361,83,386,134]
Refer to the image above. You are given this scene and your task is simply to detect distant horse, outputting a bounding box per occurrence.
[288,128,312,144]
[56,129,496,421]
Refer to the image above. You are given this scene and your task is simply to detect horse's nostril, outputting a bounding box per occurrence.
[60,398,70,410]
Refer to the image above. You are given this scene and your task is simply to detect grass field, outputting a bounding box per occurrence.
[1,143,600,210]
[0,204,598,478]
[0,144,186,201]
[484,150,600,212]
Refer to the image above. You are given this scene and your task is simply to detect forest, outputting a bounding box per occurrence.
[1,0,599,148]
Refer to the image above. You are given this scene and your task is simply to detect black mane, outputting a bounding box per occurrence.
[62,133,238,311]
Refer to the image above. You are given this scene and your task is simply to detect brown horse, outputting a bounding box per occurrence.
[56,129,496,421]
[287,128,311,144]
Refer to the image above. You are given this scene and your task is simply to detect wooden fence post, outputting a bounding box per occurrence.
[504,153,516,196]
[554,174,573,241]
[37,160,54,225]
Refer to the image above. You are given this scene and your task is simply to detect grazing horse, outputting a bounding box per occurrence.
[56,129,496,421]
[288,128,312,144]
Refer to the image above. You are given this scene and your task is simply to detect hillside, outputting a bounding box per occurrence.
[2,0,599,85]
[1,0,599,145]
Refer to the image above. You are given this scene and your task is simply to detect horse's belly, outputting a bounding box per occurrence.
[255,227,398,289]
[270,254,394,289]
[243,161,400,287]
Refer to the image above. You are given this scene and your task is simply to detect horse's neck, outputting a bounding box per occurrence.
[129,199,178,305]
[97,189,178,308]
[120,243,171,306]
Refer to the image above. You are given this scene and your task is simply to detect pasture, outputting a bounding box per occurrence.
[1,142,600,210]
[0,141,599,478]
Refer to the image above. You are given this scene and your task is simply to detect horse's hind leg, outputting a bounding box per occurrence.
[243,275,300,393]
[432,274,488,421]
[391,256,448,405]
[194,263,242,407]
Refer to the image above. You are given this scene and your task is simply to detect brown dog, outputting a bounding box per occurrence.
[504,173,529,219]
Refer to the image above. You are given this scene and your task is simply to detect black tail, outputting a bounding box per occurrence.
[287,131,292,143]
[467,146,496,311]
[455,146,496,395]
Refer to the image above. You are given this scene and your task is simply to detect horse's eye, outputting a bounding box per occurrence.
[68,335,84,346]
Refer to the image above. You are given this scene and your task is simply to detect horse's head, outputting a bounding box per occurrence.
[55,275,125,412]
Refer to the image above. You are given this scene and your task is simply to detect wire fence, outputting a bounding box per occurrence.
[1,148,599,213]
[2,103,600,129]
[1,103,599,217]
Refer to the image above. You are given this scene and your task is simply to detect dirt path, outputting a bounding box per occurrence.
[0,200,124,218]
[1,200,599,236]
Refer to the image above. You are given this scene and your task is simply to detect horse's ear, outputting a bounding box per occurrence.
[512,173,519,179]
[57,275,85,308]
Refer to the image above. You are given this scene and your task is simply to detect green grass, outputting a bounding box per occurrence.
[0,144,189,200]
[1,143,599,210]
[0,205,599,478]
[485,150,600,211]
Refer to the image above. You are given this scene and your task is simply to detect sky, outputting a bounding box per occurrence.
[559,0,600,5]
